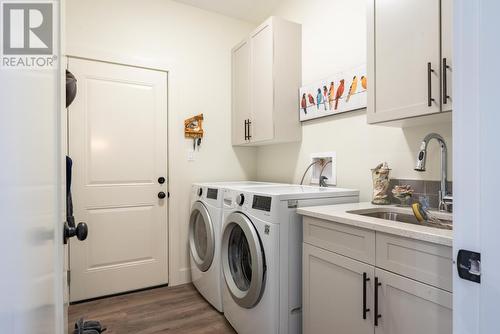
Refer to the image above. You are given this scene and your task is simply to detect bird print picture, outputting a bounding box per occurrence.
[299,64,367,121]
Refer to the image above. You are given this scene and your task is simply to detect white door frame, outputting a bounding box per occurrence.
[453,1,500,333]
[64,51,176,288]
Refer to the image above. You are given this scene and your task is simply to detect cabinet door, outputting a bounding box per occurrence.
[441,0,453,112]
[250,24,274,143]
[303,243,374,334]
[232,40,251,145]
[374,268,452,334]
[368,0,441,123]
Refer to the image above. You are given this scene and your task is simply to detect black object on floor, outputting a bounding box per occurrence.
[74,318,107,334]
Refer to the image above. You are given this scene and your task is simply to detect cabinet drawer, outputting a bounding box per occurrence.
[375,233,453,292]
[303,217,375,265]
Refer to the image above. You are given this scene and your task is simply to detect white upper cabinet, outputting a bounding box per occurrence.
[250,24,274,143]
[232,17,302,146]
[441,0,453,112]
[232,40,251,146]
[367,0,453,125]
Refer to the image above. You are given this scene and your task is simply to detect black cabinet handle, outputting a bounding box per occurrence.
[244,119,248,140]
[428,62,435,107]
[442,58,450,104]
[363,272,370,319]
[374,276,382,326]
[247,119,252,140]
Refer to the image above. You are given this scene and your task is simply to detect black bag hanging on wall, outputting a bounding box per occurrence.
[66,70,77,108]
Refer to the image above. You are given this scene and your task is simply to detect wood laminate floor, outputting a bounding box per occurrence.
[68,284,236,334]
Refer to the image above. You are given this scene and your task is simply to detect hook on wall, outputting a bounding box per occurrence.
[185,114,204,151]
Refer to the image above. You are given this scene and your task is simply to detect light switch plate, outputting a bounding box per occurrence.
[187,149,195,161]
[310,152,336,186]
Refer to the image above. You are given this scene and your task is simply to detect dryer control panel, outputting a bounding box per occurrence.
[252,195,272,212]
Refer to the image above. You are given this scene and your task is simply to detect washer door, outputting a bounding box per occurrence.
[222,212,266,309]
[189,201,215,272]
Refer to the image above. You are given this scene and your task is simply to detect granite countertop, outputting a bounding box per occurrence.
[297,202,453,247]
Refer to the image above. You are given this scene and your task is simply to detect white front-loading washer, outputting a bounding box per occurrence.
[221,185,359,334]
[188,181,281,312]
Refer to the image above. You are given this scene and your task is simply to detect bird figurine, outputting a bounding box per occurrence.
[346,76,358,103]
[308,93,316,107]
[301,93,307,114]
[361,75,367,90]
[328,82,335,110]
[335,79,345,110]
[322,86,328,111]
[316,88,323,110]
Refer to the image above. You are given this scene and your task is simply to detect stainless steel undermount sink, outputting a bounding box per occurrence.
[347,208,453,230]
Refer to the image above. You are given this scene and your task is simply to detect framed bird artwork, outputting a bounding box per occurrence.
[299,64,367,122]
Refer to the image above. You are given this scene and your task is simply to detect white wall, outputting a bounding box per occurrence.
[65,0,257,285]
[256,0,452,202]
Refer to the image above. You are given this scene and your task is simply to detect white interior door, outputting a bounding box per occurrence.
[453,1,500,333]
[68,58,168,302]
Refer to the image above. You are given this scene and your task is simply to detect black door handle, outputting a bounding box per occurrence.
[374,276,382,326]
[363,272,370,319]
[64,221,88,244]
[158,177,166,184]
[442,58,450,104]
[428,62,435,107]
[158,191,167,199]
[247,119,252,140]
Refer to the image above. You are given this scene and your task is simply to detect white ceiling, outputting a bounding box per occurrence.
[172,0,281,23]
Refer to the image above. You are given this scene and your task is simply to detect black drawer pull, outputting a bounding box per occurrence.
[374,276,382,326]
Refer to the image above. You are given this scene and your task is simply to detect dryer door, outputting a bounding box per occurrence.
[222,212,266,309]
[189,201,215,272]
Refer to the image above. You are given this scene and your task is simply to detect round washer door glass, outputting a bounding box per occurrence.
[222,212,265,309]
[189,201,215,272]
[228,225,252,291]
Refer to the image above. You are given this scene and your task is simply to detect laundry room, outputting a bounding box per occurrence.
[2,0,498,333]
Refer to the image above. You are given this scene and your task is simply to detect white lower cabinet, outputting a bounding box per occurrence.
[303,243,374,334]
[302,219,453,334]
[375,268,452,334]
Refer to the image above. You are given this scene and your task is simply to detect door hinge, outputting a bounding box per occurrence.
[457,249,481,284]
